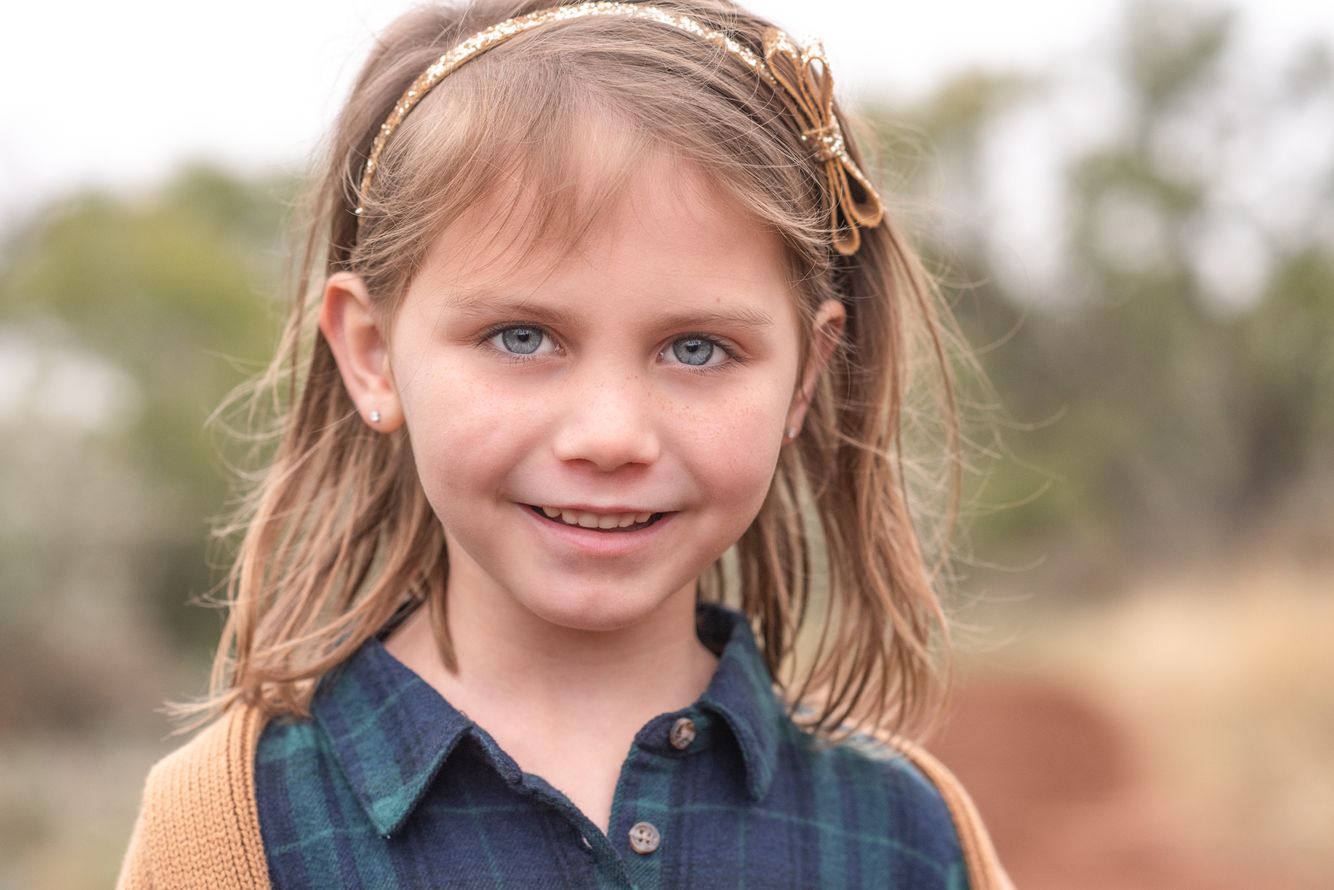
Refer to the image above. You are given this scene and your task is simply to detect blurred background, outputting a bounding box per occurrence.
[2,0,1331,886]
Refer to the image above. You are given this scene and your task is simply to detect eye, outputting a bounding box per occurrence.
[662,335,738,371]
[483,325,556,360]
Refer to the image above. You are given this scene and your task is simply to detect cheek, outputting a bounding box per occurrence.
[396,364,530,498]
[692,384,789,510]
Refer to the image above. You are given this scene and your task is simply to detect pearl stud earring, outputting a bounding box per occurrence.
[369,409,382,424]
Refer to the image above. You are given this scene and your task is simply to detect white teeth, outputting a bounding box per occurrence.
[537,506,655,529]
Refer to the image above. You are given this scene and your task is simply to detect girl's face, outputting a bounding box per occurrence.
[324,152,843,635]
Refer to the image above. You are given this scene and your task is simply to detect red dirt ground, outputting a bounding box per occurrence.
[928,673,1327,890]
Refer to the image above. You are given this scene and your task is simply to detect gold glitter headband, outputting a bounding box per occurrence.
[354,1,884,255]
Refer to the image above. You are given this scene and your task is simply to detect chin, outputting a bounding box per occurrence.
[515,582,671,633]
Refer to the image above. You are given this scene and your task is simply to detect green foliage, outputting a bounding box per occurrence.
[1,162,300,649]
[872,0,1334,565]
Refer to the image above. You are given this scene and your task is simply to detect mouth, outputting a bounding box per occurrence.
[525,504,668,532]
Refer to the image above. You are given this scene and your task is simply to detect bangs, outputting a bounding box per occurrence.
[349,16,827,310]
[353,34,635,294]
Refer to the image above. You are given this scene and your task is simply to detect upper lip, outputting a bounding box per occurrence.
[526,502,667,514]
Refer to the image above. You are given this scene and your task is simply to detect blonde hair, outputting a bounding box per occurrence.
[169,0,974,746]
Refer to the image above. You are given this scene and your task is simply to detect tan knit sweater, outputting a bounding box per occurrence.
[115,704,1013,889]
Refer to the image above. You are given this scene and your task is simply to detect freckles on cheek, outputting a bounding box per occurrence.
[400,368,512,456]
[409,387,522,512]
[705,399,785,490]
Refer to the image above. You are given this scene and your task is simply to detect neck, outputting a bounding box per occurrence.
[383,578,720,741]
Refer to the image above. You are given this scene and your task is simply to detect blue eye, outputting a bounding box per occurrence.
[500,326,543,355]
[671,337,714,366]
[478,324,740,373]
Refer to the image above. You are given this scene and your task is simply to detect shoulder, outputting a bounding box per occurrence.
[144,701,269,791]
[117,704,273,890]
[803,727,966,862]
[811,728,1013,890]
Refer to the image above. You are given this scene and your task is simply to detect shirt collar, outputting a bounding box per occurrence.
[313,600,785,837]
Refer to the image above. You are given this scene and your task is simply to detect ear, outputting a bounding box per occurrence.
[785,298,846,439]
[319,271,404,432]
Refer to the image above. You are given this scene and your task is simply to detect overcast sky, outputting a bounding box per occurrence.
[2,0,1331,228]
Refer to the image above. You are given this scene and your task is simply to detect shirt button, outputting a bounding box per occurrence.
[628,821,661,854]
[669,716,696,750]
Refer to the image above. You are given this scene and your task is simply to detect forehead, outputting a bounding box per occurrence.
[408,137,800,324]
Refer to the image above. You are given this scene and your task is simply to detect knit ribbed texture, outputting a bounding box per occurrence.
[116,702,271,890]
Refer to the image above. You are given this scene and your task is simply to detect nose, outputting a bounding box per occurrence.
[550,368,662,471]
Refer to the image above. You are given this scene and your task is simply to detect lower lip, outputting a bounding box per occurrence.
[520,504,675,558]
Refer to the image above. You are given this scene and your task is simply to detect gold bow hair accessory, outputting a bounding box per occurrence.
[353,3,885,255]
[762,28,884,256]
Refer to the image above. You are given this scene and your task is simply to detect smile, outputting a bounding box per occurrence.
[527,504,665,532]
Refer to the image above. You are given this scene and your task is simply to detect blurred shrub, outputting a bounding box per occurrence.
[867,0,1334,572]
[1,163,297,662]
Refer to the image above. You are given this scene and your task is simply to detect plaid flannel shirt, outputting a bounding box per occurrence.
[255,601,969,889]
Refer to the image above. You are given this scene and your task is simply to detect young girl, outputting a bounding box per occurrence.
[118,1,1010,887]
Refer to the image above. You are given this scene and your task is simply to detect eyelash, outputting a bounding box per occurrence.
[476,323,743,374]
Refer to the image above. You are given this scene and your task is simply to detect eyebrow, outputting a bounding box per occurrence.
[444,292,775,330]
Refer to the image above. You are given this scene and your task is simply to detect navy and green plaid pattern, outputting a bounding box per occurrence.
[256,601,969,889]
